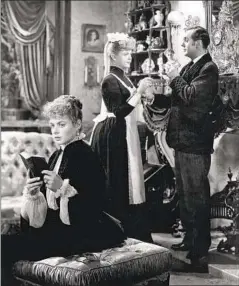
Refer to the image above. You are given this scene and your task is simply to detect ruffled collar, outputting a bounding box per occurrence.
[60,132,85,150]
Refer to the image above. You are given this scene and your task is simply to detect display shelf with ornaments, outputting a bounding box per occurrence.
[125,0,171,86]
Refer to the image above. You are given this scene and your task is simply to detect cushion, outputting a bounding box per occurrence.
[1,132,56,197]
[13,238,172,286]
[1,196,23,219]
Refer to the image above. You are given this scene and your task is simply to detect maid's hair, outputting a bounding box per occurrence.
[103,36,136,77]
[42,95,83,123]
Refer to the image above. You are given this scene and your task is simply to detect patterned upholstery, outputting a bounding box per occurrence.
[13,238,172,286]
[1,132,57,219]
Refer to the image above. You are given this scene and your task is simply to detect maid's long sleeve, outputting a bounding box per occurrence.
[102,76,135,119]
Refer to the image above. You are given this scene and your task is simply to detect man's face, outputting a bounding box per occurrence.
[181,30,197,59]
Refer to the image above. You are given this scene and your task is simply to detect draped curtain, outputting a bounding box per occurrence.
[3,0,51,115]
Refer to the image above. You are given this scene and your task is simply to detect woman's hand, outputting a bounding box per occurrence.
[24,174,43,196]
[42,170,63,192]
[137,77,154,95]
[142,87,155,104]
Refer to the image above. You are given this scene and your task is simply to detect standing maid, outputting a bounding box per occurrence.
[90,33,153,242]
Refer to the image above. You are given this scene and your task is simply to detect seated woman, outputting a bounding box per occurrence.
[1,95,126,285]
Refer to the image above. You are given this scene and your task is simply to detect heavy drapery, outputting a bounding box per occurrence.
[3,0,53,115]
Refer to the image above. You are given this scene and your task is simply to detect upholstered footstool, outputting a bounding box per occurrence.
[13,238,172,286]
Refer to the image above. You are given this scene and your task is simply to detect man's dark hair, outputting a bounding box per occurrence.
[186,26,210,49]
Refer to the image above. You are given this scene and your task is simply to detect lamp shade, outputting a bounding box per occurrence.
[167,11,184,25]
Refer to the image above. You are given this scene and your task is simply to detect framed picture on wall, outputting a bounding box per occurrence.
[82,24,106,53]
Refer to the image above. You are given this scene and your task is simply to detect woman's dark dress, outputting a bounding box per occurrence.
[91,66,152,242]
[2,140,125,280]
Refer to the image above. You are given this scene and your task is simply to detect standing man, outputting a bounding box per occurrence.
[166,26,219,272]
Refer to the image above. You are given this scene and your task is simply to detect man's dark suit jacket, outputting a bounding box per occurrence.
[166,53,219,154]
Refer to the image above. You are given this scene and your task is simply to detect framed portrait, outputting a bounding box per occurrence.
[82,24,106,53]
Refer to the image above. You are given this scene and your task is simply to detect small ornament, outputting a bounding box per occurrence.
[138,13,148,30]
[146,35,151,47]
[185,15,200,29]
[151,37,164,49]
[143,0,151,8]
[124,15,133,33]
[141,58,155,74]
[137,41,145,52]
[137,0,144,9]
[153,10,164,27]
[163,49,181,74]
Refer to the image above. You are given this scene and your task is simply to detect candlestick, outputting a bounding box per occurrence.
[84,66,88,84]
[97,65,100,83]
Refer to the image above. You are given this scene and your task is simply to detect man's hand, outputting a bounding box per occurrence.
[42,170,63,192]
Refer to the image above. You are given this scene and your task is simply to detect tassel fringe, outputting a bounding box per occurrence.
[14,251,172,286]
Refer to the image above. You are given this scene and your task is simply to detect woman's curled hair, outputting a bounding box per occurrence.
[42,95,83,123]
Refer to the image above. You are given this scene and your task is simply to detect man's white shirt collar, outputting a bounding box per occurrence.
[193,53,207,64]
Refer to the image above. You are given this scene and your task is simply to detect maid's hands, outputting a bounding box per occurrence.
[137,77,154,95]
[42,170,63,192]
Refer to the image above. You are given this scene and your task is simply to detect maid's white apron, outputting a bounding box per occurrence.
[90,73,145,205]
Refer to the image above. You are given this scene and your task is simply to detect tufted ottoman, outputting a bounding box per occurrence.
[13,238,172,286]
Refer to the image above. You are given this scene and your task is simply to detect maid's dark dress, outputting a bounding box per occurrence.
[91,66,152,242]
[2,140,126,277]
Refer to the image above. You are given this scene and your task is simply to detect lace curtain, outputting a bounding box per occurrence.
[3,0,53,115]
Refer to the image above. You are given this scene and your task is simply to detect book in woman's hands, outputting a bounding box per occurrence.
[20,152,48,180]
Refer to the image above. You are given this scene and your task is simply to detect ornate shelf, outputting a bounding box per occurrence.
[128,72,160,78]
[125,4,166,16]
[132,48,165,55]
[129,26,169,36]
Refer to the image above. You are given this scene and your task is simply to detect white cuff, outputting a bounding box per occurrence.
[127,92,141,107]
[21,190,48,228]
[55,179,78,225]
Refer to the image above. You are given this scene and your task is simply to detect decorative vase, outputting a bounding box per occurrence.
[154,10,164,27]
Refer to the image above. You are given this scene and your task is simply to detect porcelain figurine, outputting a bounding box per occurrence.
[143,0,151,7]
[163,49,181,74]
[141,58,155,74]
[124,16,133,33]
[154,10,164,27]
[138,13,147,30]
[137,0,144,9]
[137,42,145,52]
[151,37,164,49]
